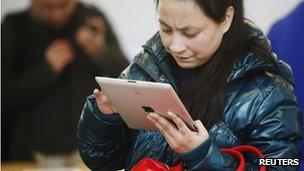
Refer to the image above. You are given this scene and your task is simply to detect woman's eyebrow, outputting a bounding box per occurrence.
[158,19,170,28]
[158,19,200,31]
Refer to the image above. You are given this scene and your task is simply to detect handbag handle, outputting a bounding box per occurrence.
[132,145,266,171]
[221,145,266,171]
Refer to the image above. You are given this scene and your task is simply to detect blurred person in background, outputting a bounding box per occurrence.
[268,1,304,169]
[1,0,129,161]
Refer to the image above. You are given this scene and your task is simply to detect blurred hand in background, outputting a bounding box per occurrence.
[45,39,75,74]
[76,17,106,58]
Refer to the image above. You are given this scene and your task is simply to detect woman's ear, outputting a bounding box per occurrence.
[221,6,234,34]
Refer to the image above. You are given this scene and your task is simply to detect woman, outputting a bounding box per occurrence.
[77,0,302,170]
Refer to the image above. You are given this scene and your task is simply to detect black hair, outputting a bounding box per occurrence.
[156,0,277,129]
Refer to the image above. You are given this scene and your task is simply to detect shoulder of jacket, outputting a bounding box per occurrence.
[229,70,294,110]
[119,56,149,80]
[2,10,29,26]
[225,71,296,130]
[245,70,294,98]
[119,48,163,82]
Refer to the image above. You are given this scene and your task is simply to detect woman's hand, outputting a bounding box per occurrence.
[147,111,209,154]
[93,89,117,115]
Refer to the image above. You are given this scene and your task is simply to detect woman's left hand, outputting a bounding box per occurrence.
[147,111,209,154]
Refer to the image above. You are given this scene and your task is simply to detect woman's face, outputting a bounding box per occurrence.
[158,0,229,68]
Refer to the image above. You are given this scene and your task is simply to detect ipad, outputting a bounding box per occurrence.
[95,77,195,131]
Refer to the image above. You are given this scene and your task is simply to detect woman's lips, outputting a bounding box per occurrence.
[175,56,194,62]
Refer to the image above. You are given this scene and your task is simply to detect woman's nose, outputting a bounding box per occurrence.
[169,35,187,54]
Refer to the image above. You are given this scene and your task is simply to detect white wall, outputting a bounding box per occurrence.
[1,0,302,60]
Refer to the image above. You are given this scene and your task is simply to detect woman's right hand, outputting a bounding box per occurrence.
[93,89,117,115]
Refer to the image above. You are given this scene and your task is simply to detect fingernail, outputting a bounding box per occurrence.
[149,113,157,117]
[167,111,174,116]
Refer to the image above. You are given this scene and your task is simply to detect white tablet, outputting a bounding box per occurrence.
[95,77,196,131]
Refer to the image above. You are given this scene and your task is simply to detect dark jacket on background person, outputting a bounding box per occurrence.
[77,23,302,170]
[1,2,129,160]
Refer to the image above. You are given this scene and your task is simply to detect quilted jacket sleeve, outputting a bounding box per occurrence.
[178,78,302,171]
[76,61,143,170]
[76,95,130,170]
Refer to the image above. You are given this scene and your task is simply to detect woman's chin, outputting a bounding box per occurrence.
[176,62,196,69]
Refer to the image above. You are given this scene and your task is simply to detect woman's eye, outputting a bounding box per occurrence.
[185,33,198,38]
[162,29,172,34]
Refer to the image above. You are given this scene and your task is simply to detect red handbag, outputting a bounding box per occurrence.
[131,158,183,171]
[131,145,266,171]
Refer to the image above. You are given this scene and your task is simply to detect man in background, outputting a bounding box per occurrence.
[268,1,303,170]
[1,0,129,160]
